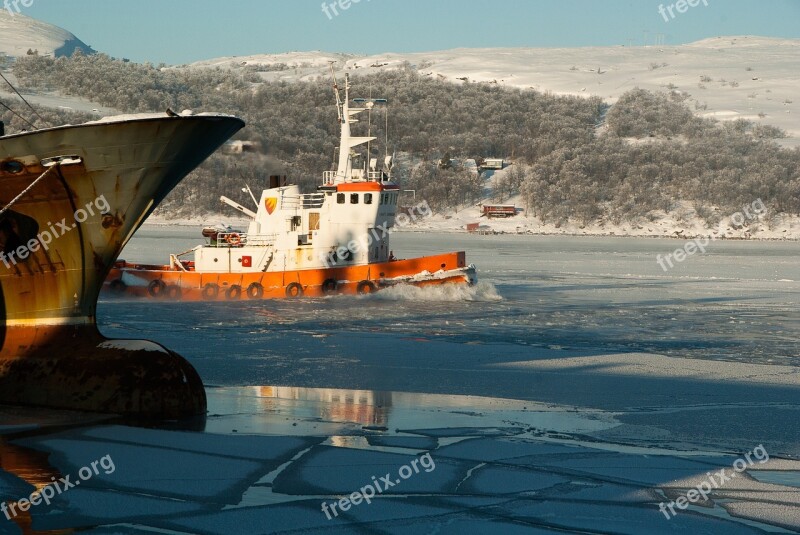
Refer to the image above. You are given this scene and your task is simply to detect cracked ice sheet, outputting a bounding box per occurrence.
[458,464,569,494]
[496,499,767,535]
[365,435,438,450]
[161,499,460,535]
[455,464,661,503]
[397,426,526,438]
[530,452,745,487]
[16,426,322,503]
[78,425,319,461]
[272,445,469,495]
[0,405,110,435]
[434,436,606,463]
[724,501,800,532]
[77,527,164,535]
[29,487,212,532]
[19,437,262,502]
[204,387,618,438]
[604,406,800,457]
[434,438,661,503]
[715,489,800,508]
[381,515,563,534]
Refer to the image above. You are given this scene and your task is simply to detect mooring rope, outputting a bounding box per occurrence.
[0,163,60,218]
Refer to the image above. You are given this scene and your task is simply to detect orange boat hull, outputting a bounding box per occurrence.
[105,252,475,301]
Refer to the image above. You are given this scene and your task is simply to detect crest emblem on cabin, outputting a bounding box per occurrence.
[265,197,278,215]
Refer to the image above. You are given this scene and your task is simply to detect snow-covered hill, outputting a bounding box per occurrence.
[0,12,113,116]
[189,36,800,147]
[0,11,94,59]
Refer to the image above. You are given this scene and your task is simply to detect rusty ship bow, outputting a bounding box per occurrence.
[0,112,245,418]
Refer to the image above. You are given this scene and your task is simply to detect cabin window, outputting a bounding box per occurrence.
[364,193,373,205]
[351,193,359,204]
[337,193,345,204]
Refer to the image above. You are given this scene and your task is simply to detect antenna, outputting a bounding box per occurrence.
[328,62,343,123]
[233,163,259,208]
[242,184,258,208]
[351,95,389,179]
[385,101,389,174]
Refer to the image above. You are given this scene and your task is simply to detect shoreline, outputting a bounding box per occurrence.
[142,217,800,242]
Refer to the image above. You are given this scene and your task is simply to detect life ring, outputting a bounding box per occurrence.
[357,280,376,295]
[247,282,264,299]
[147,279,166,298]
[165,284,182,300]
[285,282,304,298]
[225,233,242,246]
[109,279,127,295]
[321,278,338,295]
[202,283,220,300]
[226,285,242,300]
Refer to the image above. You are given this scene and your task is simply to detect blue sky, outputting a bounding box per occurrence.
[22,0,800,64]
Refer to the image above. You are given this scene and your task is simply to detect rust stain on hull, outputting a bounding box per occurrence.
[0,114,245,418]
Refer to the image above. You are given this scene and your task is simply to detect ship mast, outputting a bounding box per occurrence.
[328,69,376,184]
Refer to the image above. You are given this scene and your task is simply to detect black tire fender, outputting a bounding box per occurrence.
[321,278,338,295]
[226,285,242,300]
[247,282,264,299]
[147,279,166,298]
[285,282,304,298]
[109,279,127,295]
[165,284,182,300]
[202,283,220,300]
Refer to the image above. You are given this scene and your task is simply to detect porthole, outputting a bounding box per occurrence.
[1,160,24,174]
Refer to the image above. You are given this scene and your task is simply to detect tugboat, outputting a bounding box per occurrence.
[106,75,476,301]
[1,110,245,418]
